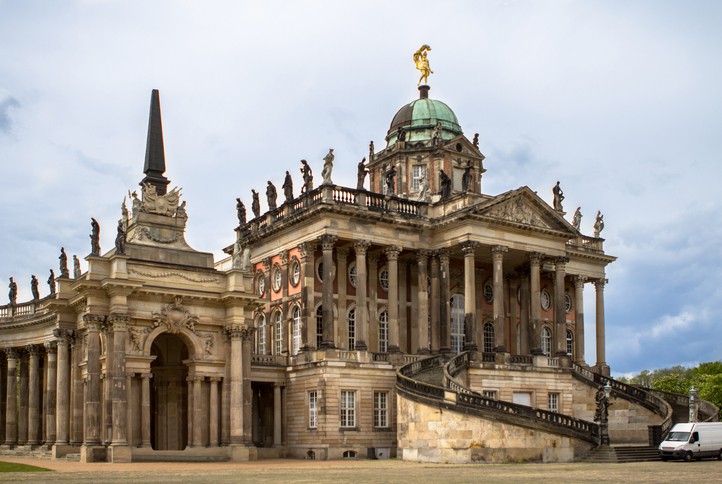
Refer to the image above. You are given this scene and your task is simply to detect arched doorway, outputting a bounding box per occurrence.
[150,333,189,450]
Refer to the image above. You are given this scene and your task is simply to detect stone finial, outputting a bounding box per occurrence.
[140,89,170,195]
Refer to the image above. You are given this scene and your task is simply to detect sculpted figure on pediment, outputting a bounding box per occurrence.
[140,182,182,216]
[487,196,545,228]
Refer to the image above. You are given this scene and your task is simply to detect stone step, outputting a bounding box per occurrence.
[65,453,81,462]
[580,446,660,463]
[132,450,230,463]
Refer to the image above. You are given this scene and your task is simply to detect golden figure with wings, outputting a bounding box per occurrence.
[413,44,433,86]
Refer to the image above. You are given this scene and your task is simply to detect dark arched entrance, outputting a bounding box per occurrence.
[150,333,189,450]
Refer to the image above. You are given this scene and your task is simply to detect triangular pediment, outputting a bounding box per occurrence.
[476,187,577,235]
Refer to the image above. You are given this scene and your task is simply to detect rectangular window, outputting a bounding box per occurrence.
[309,391,318,429]
[258,323,266,355]
[411,165,426,192]
[340,390,356,428]
[548,392,559,413]
[374,391,389,428]
[482,390,497,400]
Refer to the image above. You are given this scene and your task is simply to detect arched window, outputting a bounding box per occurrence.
[347,307,356,350]
[315,305,323,349]
[483,322,494,354]
[566,329,573,357]
[541,327,552,356]
[274,310,283,355]
[450,294,465,353]
[292,306,302,355]
[257,313,266,355]
[378,310,388,353]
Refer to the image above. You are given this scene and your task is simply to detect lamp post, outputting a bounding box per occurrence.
[595,380,612,446]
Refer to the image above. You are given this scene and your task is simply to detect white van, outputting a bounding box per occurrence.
[658,422,722,461]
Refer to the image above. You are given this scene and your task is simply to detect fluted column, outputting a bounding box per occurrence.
[140,373,152,448]
[385,246,401,353]
[491,246,508,352]
[594,278,608,374]
[518,268,530,355]
[227,326,243,445]
[125,372,133,446]
[461,242,479,351]
[319,235,337,349]
[240,328,254,445]
[44,341,57,444]
[416,250,430,353]
[298,242,316,350]
[4,349,18,445]
[353,241,370,350]
[27,345,42,445]
[53,330,72,445]
[438,250,451,352]
[209,377,221,447]
[109,313,129,445]
[529,253,544,354]
[17,351,28,445]
[191,376,203,447]
[554,257,569,357]
[273,383,282,446]
[574,276,587,364]
[83,314,103,445]
[430,254,440,352]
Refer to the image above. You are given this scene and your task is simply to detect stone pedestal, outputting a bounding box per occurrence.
[108,444,132,463]
[228,444,257,461]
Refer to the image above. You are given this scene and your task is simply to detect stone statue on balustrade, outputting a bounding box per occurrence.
[31,275,40,300]
[594,211,605,237]
[73,255,81,279]
[552,181,564,212]
[251,189,261,218]
[47,269,56,296]
[175,201,187,219]
[417,171,429,202]
[59,247,70,278]
[572,207,582,231]
[90,218,101,256]
[282,171,294,202]
[432,122,442,146]
[120,198,129,231]
[384,163,397,195]
[236,198,247,225]
[472,133,479,149]
[8,277,17,305]
[461,161,472,192]
[266,181,278,211]
[439,169,452,200]
[356,158,368,191]
[321,148,334,185]
[369,141,375,161]
[300,159,313,193]
[115,220,127,255]
[396,127,406,142]
[130,190,141,222]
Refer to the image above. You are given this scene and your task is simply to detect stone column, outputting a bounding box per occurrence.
[125,373,133,446]
[227,326,243,445]
[416,250,430,353]
[507,276,518,354]
[4,349,18,445]
[336,248,348,349]
[319,234,337,349]
[298,242,316,350]
[273,383,282,446]
[368,252,379,350]
[491,246,508,352]
[385,246,402,353]
[529,253,544,354]
[209,377,220,447]
[53,330,71,445]
[0,357,6,444]
[554,257,569,357]
[109,313,129,445]
[17,351,28,445]
[594,278,609,375]
[44,341,57,444]
[518,268,530,355]
[430,254,440,352]
[353,241,370,350]
[461,242,479,351]
[192,376,203,447]
[241,328,254,445]
[574,276,587,365]
[27,345,41,445]
[438,250,451,352]
[140,373,152,448]
[83,314,103,445]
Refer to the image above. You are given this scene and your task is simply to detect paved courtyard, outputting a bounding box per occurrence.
[0,457,721,483]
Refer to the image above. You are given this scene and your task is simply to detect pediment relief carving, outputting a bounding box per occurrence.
[483,196,557,230]
[151,296,199,335]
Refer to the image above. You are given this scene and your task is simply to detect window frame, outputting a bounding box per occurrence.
[289,257,301,287]
[308,390,318,429]
[548,392,560,413]
[340,390,356,428]
[541,326,552,356]
[273,310,284,355]
[378,310,388,353]
[373,391,389,429]
[347,307,356,350]
[257,313,266,355]
[292,305,302,355]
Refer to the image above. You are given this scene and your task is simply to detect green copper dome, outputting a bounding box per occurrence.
[386,86,463,146]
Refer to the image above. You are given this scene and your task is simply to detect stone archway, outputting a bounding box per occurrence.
[150,333,189,450]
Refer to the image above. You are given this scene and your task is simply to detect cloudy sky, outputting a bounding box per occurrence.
[1,0,720,376]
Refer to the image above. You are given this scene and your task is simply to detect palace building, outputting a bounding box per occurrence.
[0,71,716,463]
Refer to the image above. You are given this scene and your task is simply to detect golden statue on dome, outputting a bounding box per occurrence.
[413,45,433,86]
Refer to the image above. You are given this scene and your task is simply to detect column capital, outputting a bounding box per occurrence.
[26,344,42,357]
[225,324,255,341]
[209,376,222,383]
[436,249,449,265]
[186,376,204,383]
[4,348,19,361]
[491,245,508,259]
[141,372,153,380]
[83,313,105,330]
[53,328,75,344]
[573,275,588,288]
[44,340,58,354]
[384,245,402,259]
[460,241,480,255]
[125,372,136,379]
[353,240,371,255]
[108,312,131,331]
[336,247,349,258]
[297,241,317,259]
[593,278,608,288]
[555,256,570,268]
[528,252,545,265]
[368,251,380,264]
[318,234,338,251]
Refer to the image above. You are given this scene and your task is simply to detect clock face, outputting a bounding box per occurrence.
[541,290,551,311]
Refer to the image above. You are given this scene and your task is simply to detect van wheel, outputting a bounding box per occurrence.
[684,452,693,462]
